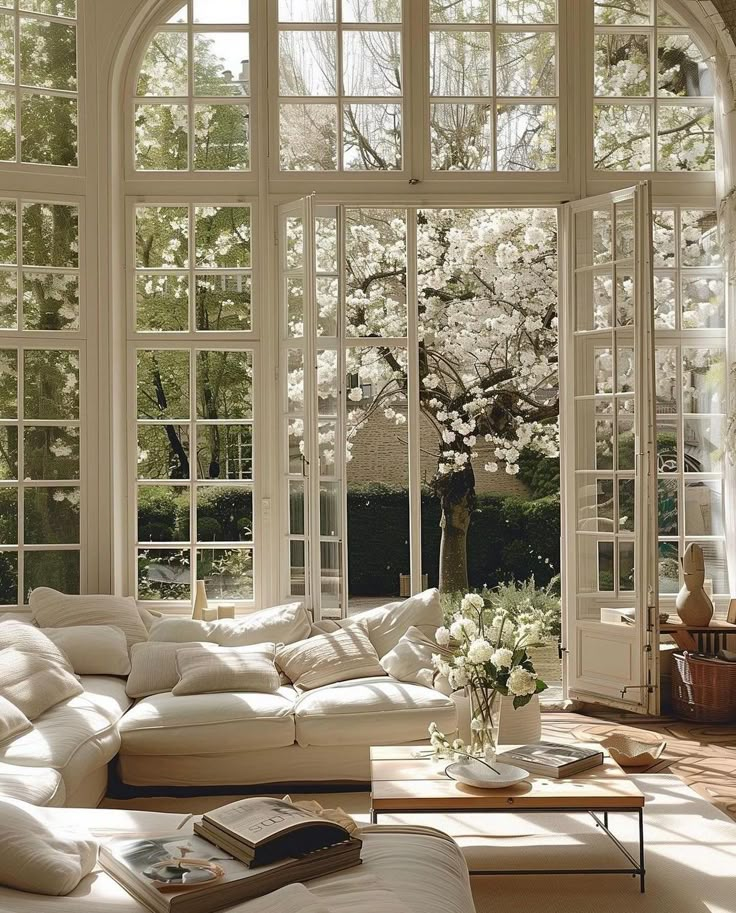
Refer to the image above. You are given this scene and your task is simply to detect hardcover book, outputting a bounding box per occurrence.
[497,742,604,778]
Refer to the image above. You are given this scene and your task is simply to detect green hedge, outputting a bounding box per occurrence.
[346,484,560,597]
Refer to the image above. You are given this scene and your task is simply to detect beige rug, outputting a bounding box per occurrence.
[105,775,736,913]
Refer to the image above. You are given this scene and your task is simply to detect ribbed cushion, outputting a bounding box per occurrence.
[0,620,73,673]
[277,627,386,691]
[149,602,311,647]
[29,588,148,649]
[126,641,206,698]
[0,695,32,745]
[0,762,65,807]
[0,648,83,721]
[41,626,131,676]
[173,643,280,696]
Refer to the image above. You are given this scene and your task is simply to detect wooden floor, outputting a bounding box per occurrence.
[543,710,736,823]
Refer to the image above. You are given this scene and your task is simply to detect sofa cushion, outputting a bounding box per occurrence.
[340,589,443,658]
[0,619,73,672]
[379,626,442,688]
[277,627,386,692]
[149,602,310,647]
[0,649,84,721]
[173,643,280,696]
[0,676,132,798]
[0,695,32,745]
[0,761,65,807]
[119,687,297,756]
[294,676,456,748]
[41,626,131,676]
[126,641,207,698]
[29,589,148,649]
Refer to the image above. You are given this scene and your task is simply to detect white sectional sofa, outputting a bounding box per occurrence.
[0,589,457,803]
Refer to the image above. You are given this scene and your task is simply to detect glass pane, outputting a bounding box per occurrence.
[598,540,614,591]
[0,91,14,163]
[594,104,651,170]
[279,0,336,21]
[577,477,614,532]
[496,104,557,171]
[430,31,491,97]
[0,15,13,86]
[345,208,406,336]
[617,345,635,393]
[19,0,76,16]
[137,485,189,542]
[343,31,401,96]
[196,547,253,599]
[24,426,79,480]
[0,201,16,265]
[496,31,556,97]
[594,32,650,97]
[279,30,337,96]
[682,347,725,414]
[685,480,723,537]
[653,273,675,328]
[136,31,188,96]
[615,270,634,326]
[686,540,728,594]
[287,349,304,412]
[658,540,679,593]
[285,215,304,270]
[137,424,191,480]
[168,4,187,23]
[0,486,17,542]
[319,481,340,536]
[343,103,401,170]
[575,341,613,395]
[317,419,336,474]
[137,350,189,420]
[288,420,304,474]
[194,32,249,97]
[618,479,635,531]
[193,104,250,171]
[682,276,725,328]
[657,479,678,536]
[193,0,249,23]
[617,407,635,470]
[195,206,250,268]
[315,275,337,336]
[615,201,635,259]
[652,209,675,267]
[0,550,17,604]
[287,278,304,337]
[658,34,711,98]
[342,0,402,22]
[24,349,79,419]
[196,424,253,480]
[430,0,490,23]
[279,104,337,170]
[137,548,190,601]
[289,480,304,534]
[430,103,491,171]
[0,427,17,479]
[20,94,77,166]
[25,550,79,598]
[656,414,677,473]
[654,346,677,413]
[681,210,720,267]
[24,486,79,543]
[574,400,614,471]
[197,484,252,541]
[574,208,612,267]
[137,273,189,332]
[22,272,79,331]
[136,206,189,269]
[316,214,337,272]
[683,416,722,473]
[594,0,651,25]
[0,270,16,329]
[497,0,556,22]
[196,350,253,419]
[619,540,635,590]
[317,349,338,416]
[19,17,76,91]
[0,349,17,419]
[657,105,714,171]
[22,202,78,268]
[134,104,188,171]
[289,540,305,595]
[195,273,251,331]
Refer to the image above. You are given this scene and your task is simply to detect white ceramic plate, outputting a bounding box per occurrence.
[445,759,530,789]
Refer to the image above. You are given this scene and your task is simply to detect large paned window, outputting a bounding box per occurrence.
[0,197,83,604]
[0,0,78,167]
[277,0,403,171]
[132,203,256,605]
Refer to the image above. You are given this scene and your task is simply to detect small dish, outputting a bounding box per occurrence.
[445,759,529,789]
[602,734,666,768]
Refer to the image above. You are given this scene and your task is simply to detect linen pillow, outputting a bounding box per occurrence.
[0,619,74,673]
[0,648,83,720]
[0,798,97,896]
[340,588,443,658]
[149,601,311,647]
[126,641,208,698]
[29,588,148,649]
[379,626,444,689]
[276,627,385,692]
[173,643,280,696]
[0,694,32,745]
[41,626,131,676]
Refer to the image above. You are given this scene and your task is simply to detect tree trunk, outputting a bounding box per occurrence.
[435,464,475,594]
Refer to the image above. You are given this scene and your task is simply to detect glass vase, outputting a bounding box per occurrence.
[468,686,499,762]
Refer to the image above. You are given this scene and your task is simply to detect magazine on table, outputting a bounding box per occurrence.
[497,742,604,778]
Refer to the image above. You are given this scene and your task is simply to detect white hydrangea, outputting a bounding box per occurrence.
[491,647,514,669]
[508,667,538,697]
[461,593,484,613]
[435,626,451,647]
[467,638,493,664]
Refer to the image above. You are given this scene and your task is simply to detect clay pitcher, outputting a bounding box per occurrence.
[675,543,714,626]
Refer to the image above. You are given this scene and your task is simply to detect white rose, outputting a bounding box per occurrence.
[491,647,514,669]
[467,638,493,664]
[508,667,538,697]
[435,626,451,647]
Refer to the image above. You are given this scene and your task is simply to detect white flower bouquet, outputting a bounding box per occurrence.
[430,592,548,760]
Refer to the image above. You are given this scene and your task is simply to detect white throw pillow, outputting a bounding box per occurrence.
[29,588,148,649]
[149,601,311,647]
[0,647,84,720]
[341,589,442,658]
[173,643,281,696]
[276,627,386,692]
[0,619,74,673]
[379,626,441,689]
[0,694,32,745]
[126,640,207,698]
[0,798,97,896]
[42,626,131,676]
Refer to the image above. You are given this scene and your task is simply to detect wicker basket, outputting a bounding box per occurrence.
[671,651,736,723]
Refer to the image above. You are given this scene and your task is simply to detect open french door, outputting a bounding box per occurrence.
[561,183,660,715]
[278,197,346,621]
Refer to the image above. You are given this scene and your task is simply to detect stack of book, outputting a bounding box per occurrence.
[497,742,604,778]
[100,797,362,913]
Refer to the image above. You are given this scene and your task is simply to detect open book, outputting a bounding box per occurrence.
[193,797,354,867]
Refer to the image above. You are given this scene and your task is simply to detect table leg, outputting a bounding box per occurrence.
[638,808,645,893]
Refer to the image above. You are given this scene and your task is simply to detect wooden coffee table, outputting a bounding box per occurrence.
[370,745,646,892]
